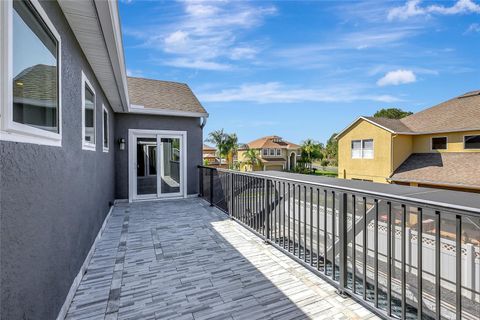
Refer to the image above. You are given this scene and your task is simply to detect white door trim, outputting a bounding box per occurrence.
[128,129,188,202]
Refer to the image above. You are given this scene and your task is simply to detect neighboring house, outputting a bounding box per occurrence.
[237,135,301,171]
[337,90,480,193]
[0,1,207,319]
[203,144,219,165]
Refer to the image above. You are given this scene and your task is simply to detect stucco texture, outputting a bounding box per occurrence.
[338,119,393,182]
[114,113,203,199]
[0,1,115,319]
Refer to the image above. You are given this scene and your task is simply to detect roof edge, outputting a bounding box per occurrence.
[387,177,480,190]
[126,105,209,118]
[336,116,395,139]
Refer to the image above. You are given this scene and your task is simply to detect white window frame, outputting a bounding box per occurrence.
[102,104,109,152]
[351,139,374,159]
[81,71,96,151]
[0,0,62,146]
[431,136,448,151]
[262,148,268,156]
[269,148,275,156]
[464,135,480,150]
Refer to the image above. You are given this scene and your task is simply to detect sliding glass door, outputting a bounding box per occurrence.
[130,130,185,201]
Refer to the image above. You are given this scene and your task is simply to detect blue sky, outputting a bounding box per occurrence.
[119,0,480,145]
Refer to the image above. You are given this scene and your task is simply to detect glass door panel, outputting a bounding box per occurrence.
[136,137,157,196]
[159,137,181,195]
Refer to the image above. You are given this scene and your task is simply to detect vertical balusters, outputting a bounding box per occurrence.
[310,187,313,266]
[455,215,461,320]
[374,199,379,308]
[435,211,441,320]
[352,195,357,293]
[418,207,423,320]
[324,189,328,275]
[401,204,406,320]
[304,185,307,262]
[283,182,286,249]
[332,191,336,280]
[387,202,392,316]
[363,197,367,301]
[317,188,320,270]
[288,183,291,252]
[298,185,302,258]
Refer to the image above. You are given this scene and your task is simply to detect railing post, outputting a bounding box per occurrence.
[198,166,203,197]
[209,168,214,207]
[337,192,348,297]
[229,172,234,218]
[264,178,270,243]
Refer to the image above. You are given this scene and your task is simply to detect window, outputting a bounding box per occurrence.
[431,137,447,150]
[263,149,268,156]
[82,72,96,150]
[276,148,281,156]
[362,139,374,159]
[1,0,62,146]
[465,135,480,149]
[269,148,275,156]
[351,139,374,159]
[351,140,362,159]
[102,105,109,152]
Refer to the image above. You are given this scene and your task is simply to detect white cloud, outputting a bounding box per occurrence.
[198,82,401,104]
[388,0,480,21]
[129,0,276,70]
[126,69,145,77]
[465,22,480,33]
[377,69,417,86]
[162,58,232,71]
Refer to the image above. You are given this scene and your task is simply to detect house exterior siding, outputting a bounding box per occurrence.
[412,130,480,153]
[0,1,115,319]
[337,119,392,183]
[114,113,203,199]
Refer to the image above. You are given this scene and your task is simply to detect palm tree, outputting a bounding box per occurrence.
[224,133,238,169]
[243,147,261,171]
[206,129,228,164]
[300,139,323,171]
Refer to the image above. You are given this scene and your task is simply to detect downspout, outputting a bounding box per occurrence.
[200,116,208,129]
[389,134,397,181]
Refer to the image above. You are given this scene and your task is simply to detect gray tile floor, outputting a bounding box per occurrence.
[65,198,379,320]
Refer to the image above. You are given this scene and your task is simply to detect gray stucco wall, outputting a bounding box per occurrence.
[0,1,116,319]
[114,114,203,199]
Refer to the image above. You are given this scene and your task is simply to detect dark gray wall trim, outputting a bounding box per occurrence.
[114,114,203,199]
[1,1,116,319]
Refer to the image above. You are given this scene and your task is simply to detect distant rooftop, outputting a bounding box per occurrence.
[242,136,300,150]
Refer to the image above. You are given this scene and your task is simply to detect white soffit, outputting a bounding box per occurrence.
[58,0,129,112]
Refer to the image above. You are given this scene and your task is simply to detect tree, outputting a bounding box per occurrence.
[374,108,413,119]
[206,129,228,164]
[224,133,238,169]
[325,133,338,166]
[206,130,238,169]
[300,139,323,170]
[243,147,262,171]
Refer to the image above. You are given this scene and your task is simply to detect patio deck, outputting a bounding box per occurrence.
[65,198,378,320]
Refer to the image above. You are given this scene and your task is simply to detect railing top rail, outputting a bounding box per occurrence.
[198,165,480,215]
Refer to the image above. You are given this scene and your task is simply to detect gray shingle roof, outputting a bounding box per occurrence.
[363,90,480,134]
[127,77,207,115]
[390,153,480,189]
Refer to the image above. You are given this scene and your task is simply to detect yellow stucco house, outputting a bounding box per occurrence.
[237,136,301,171]
[337,90,480,193]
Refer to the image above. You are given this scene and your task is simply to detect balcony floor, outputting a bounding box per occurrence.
[65,198,378,320]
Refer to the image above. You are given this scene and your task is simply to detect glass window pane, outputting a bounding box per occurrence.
[84,86,95,143]
[12,0,58,133]
[103,110,108,148]
[465,135,480,149]
[136,138,157,195]
[161,138,180,194]
[432,137,447,150]
[351,140,361,159]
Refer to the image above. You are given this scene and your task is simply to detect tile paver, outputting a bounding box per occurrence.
[65,198,379,320]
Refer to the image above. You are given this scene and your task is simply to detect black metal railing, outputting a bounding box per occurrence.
[198,166,480,320]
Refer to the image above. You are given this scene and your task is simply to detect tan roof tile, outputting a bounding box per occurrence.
[390,153,480,189]
[246,136,300,149]
[128,77,207,115]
